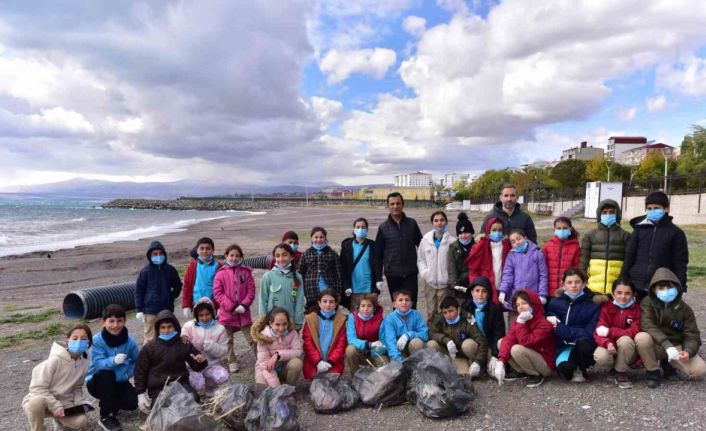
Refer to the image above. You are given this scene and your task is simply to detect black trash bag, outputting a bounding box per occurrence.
[403,349,475,419]
[352,361,407,407]
[166,414,218,431]
[244,384,299,431]
[309,373,359,414]
[213,383,254,430]
[143,381,202,431]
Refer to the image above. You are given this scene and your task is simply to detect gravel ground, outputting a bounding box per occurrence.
[1,206,705,431]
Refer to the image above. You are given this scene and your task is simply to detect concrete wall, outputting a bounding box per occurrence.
[468,200,582,217]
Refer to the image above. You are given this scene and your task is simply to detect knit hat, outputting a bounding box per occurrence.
[281,231,299,242]
[645,191,669,208]
[456,212,475,235]
[470,276,492,291]
[196,237,215,249]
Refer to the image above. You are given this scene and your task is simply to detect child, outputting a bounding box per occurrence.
[181,298,229,396]
[134,240,182,343]
[427,296,487,377]
[498,229,548,312]
[300,227,343,309]
[382,289,429,363]
[581,199,630,301]
[340,217,383,310]
[546,268,600,383]
[269,231,304,270]
[635,267,706,388]
[622,192,689,299]
[301,289,348,379]
[252,307,303,387]
[23,323,93,431]
[543,217,581,297]
[494,290,555,388]
[460,276,506,374]
[259,243,306,329]
[344,294,388,376]
[448,211,475,294]
[134,310,208,412]
[85,304,139,430]
[465,217,511,304]
[417,210,455,319]
[213,244,256,373]
[593,279,641,389]
[182,237,222,318]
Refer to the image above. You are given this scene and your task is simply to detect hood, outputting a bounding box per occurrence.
[596,199,622,222]
[469,275,495,300]
[648,267,683,300]
[49,341,75,362]
[483,216,507,236]
[630,213,673,228]
[193,297,215,318]
[146,240,167,264]
[251,315,296,345]
[153,309,181,335]
[520,289,546,319]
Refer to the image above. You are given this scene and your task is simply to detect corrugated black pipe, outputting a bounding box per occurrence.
[63,283,136,319]
[241,255,273,269]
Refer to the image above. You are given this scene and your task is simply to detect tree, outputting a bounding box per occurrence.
[585,157,631,182]
[454,169,513,200]
[550,159,587,188]
[635,152,677,181]
[676,125,706,186]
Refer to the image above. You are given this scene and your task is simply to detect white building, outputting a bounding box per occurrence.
[394,172,433,188]
[621,143,675,166]
[442,173,470,189]
[606,136,647,162]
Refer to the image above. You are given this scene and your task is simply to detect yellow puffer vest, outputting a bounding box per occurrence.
[587,259,624,295]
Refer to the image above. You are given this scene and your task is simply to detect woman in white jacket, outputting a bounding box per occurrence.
[418,210,456,320]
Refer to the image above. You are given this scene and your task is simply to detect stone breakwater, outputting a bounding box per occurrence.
[102,198,387,211]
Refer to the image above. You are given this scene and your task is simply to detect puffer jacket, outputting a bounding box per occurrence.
[299,246,343,306]
[382,309,429,362]
[543,236,581,296]
[346,306,386,356]
[86,328,139,383]
[465,217,511,303]
[135,241,182,314]
[417,230,455,289]
[546,288,601,348]
[213,263,256,328]
[251,316,303,387]
[181,311,228,365]
[499,241,548,303]
[593,300,641,348]
[375,212,423,277]
[640,268,701,357]
[301,310,347,379]
[581,199,631,295]
[447,239,473,288]
[182,259,222,310]
[428,311,488,364]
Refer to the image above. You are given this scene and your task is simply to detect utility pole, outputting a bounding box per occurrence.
[605,157,611,182]
[662,149,668,191]
[305,186,309,207]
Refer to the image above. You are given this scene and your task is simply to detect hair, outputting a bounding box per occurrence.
[440,295,460,310]
[317,288,340,304]
[358,293,378,308]
[430,210,448,223]
[66,323,93,347]
[562,267,588,283]
[500,183,518,194]
[512,290,531,308]
[553,216,579,239]
[387,191,404,205]
[272,242,294,256]
[196,237,214,249]
[353,217,369,228]
[193,301,215,321]
[392,289,412,301]
[310,226,327,238]
[267,306,290,323]
[102,304,126,320]
[611,277,636,294]
[225,244,244,258]
[282,231,299,242]
[508,228,526,238]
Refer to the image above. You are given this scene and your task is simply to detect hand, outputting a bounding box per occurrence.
[469,362,481,378]
[316,361,332,374]
[53,408,65,418]
[114,353,127,365]
[517,311,532,324]
[606,343,616,354]
[136,312,144,322]
[371,341,384,350]
[180,335,190,345]
[540,296,547,305]
[191,353,206,363]
[494,361,505,386]
[546,316,559,327]
[182,308,192,319]
[396,334,409,352]
[266,355,278,372]
[487,356,498,377]
[679,350,690,364]
[446,340,458,358]
[376,281,384,291]
[453,285,467,293]
[234,305,246,314]
[344,288,352,296]
[138,393,151,413]
[665,346,680,362]
[498,292,506,306]
[596,326,609,337]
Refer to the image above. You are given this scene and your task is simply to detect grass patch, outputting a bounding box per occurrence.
[2,304,43,312]
[176,264,188,279]
[0,323,64,349]
[0,309,60,324]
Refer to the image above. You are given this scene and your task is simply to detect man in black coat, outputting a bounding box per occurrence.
[481,184,537,243]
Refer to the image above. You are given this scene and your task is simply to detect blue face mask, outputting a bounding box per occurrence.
[198,255,214,264]
[554,229,571,240]
[656,287,679,303]
[646,208,665,222]
[312,242,327,251]
[319,309,335,319]
[289,243,299,253]
[158,330,178,341]
[489,231,504,242]
[275,262,292,273]
[513,241,529,253]
[197,319,216,329]
[600,214,617,227]
[354,228,368,239]
[445,314,461,325]
[357,311,374,321]
[270,325,289,337]
[473,300,487,309]
[67,339,89,355]
[459,237,473,246]
[434,225,448,234]
[151,255,165,265]
[395,308,411,317]
[225,259,241,267]
[613,298,635,309]
[565,290,584,301]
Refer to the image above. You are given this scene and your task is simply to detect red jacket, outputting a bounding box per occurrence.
[498,290,556,370]
[353,306,384,342]
[542,236,581,296]
[593,301,641,348]
[465,217,510,303]
[301,310,347,380]
[181,259,222,310]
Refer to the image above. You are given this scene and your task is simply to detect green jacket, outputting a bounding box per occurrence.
[428,312,487,364]
[258,269,306,327]
[640,267,701,357]
[447,239,472,288]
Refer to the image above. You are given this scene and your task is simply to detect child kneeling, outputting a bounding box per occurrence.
[302,289,348,379]
[427,296,487,377]
[252,307,303,387]
[382,289,429,363]
[345,294,388,376]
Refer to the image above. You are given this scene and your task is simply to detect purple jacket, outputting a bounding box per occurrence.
[499,241,548,303]
[213,264,256,328]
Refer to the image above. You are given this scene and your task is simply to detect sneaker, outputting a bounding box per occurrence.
[526,375,545,388]
[98,415,123,431]
[229,362,240,373]
[614,372,633,389]
[571,369,586,383]
[646,369,662,388]
[504,367,528,381]
[662,361,679,381]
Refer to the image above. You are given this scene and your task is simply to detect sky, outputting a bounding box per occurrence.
[1,0,706,189]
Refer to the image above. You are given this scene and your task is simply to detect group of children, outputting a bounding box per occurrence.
[23,191,704,431]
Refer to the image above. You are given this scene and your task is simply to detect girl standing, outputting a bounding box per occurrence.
[543,217,581,297]
[300,227,343,310]
[417,211,455,320]
[259,243,306,329]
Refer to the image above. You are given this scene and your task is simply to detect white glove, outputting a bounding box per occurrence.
[136,312,144,322]
[371,341,384,350]
[498,292,506,306]
[666,347,680,362]
[488,357,498,377]
[540,296,547,305]
[494,361,505,386]
[182,308,192,318]
[114,353,127,365]
[138,393,151,413]
[345,288,352,296]
[546,316,559,327]
[446,340,458,358]
[517,311,532,324]
[202,339,215,353]
[596,326,609,337]
[453,285,467,293]
[376,281,384,290]
[234,305,246,314]
[316,361,332,374]
[397,334,409,352]
[469,362,481,378]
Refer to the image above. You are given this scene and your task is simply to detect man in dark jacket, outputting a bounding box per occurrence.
[135,241,182,344]
[481,184,537,243]
[621,191,688,298]
[375,192,423,308]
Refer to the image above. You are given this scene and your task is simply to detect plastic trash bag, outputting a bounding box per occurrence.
[165,414,218,431]
[245,384,299,431]
[143,381,201,431]
[403,349,475,419]
[309,373,359,414]
[352,361,407,407]
[210,383,254,430]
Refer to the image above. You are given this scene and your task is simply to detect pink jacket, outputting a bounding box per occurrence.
[181,319,228,365]
[213,264,256,328]
[251,316,303,387]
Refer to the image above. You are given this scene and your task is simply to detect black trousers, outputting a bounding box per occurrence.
[86,370,138,417]
[556,338,597,380]
[385,273,419,309]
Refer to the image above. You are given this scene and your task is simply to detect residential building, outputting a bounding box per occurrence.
[394,171,433,188]
[442,173,470,189]
[606,136,647,162]
[364,186,434,201]
[621,143,675,166]
[560,141,604,161]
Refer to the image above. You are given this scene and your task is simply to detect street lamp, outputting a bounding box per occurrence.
[661,149,669,192]
[604,157,611,182]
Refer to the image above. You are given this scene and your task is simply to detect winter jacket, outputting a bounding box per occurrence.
[135,241,182,315]
[269,250,303,271]
[258,269,306,327]
[460,283,506,358]
[447,239,473,288]
[382,309,429,362]
[499,241,549,303]
[543,236,581,297]
[428,312,488,364]
[498,290,556,370]
[340,237,383,308]
[181,319,228,366]
[301,310,347,379]
[581,199,631,295]
[22,343,90,413]
[482,202,537,243]
[133,310,208,398]
[546,288,601,348]
[213,264,256,328]
[251,316,303,387]
[346,306,386,356]
[182,259,222,310]
[417,230,455,289]
[299,246,343,306]
[593,301,641,348]
[375,213,423,277]
[622,214,689,292]
[640,268,701,357]
[86,329,139,383]
[466,217,511,303]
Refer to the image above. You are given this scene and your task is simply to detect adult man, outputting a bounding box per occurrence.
[375,192,423,308]
[482,184,537,243]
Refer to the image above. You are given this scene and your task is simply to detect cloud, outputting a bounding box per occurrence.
[403,16,427,38]
[646,95,667,112]
[618,106,637,121]
[656,55,706,96]
[320,48,397,83]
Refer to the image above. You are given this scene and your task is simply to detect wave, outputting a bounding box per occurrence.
[69,217,86,223]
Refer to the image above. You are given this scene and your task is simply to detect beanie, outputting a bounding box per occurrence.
[470,276,492,292]
[645,191,669,208]
[456,212,475,236]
